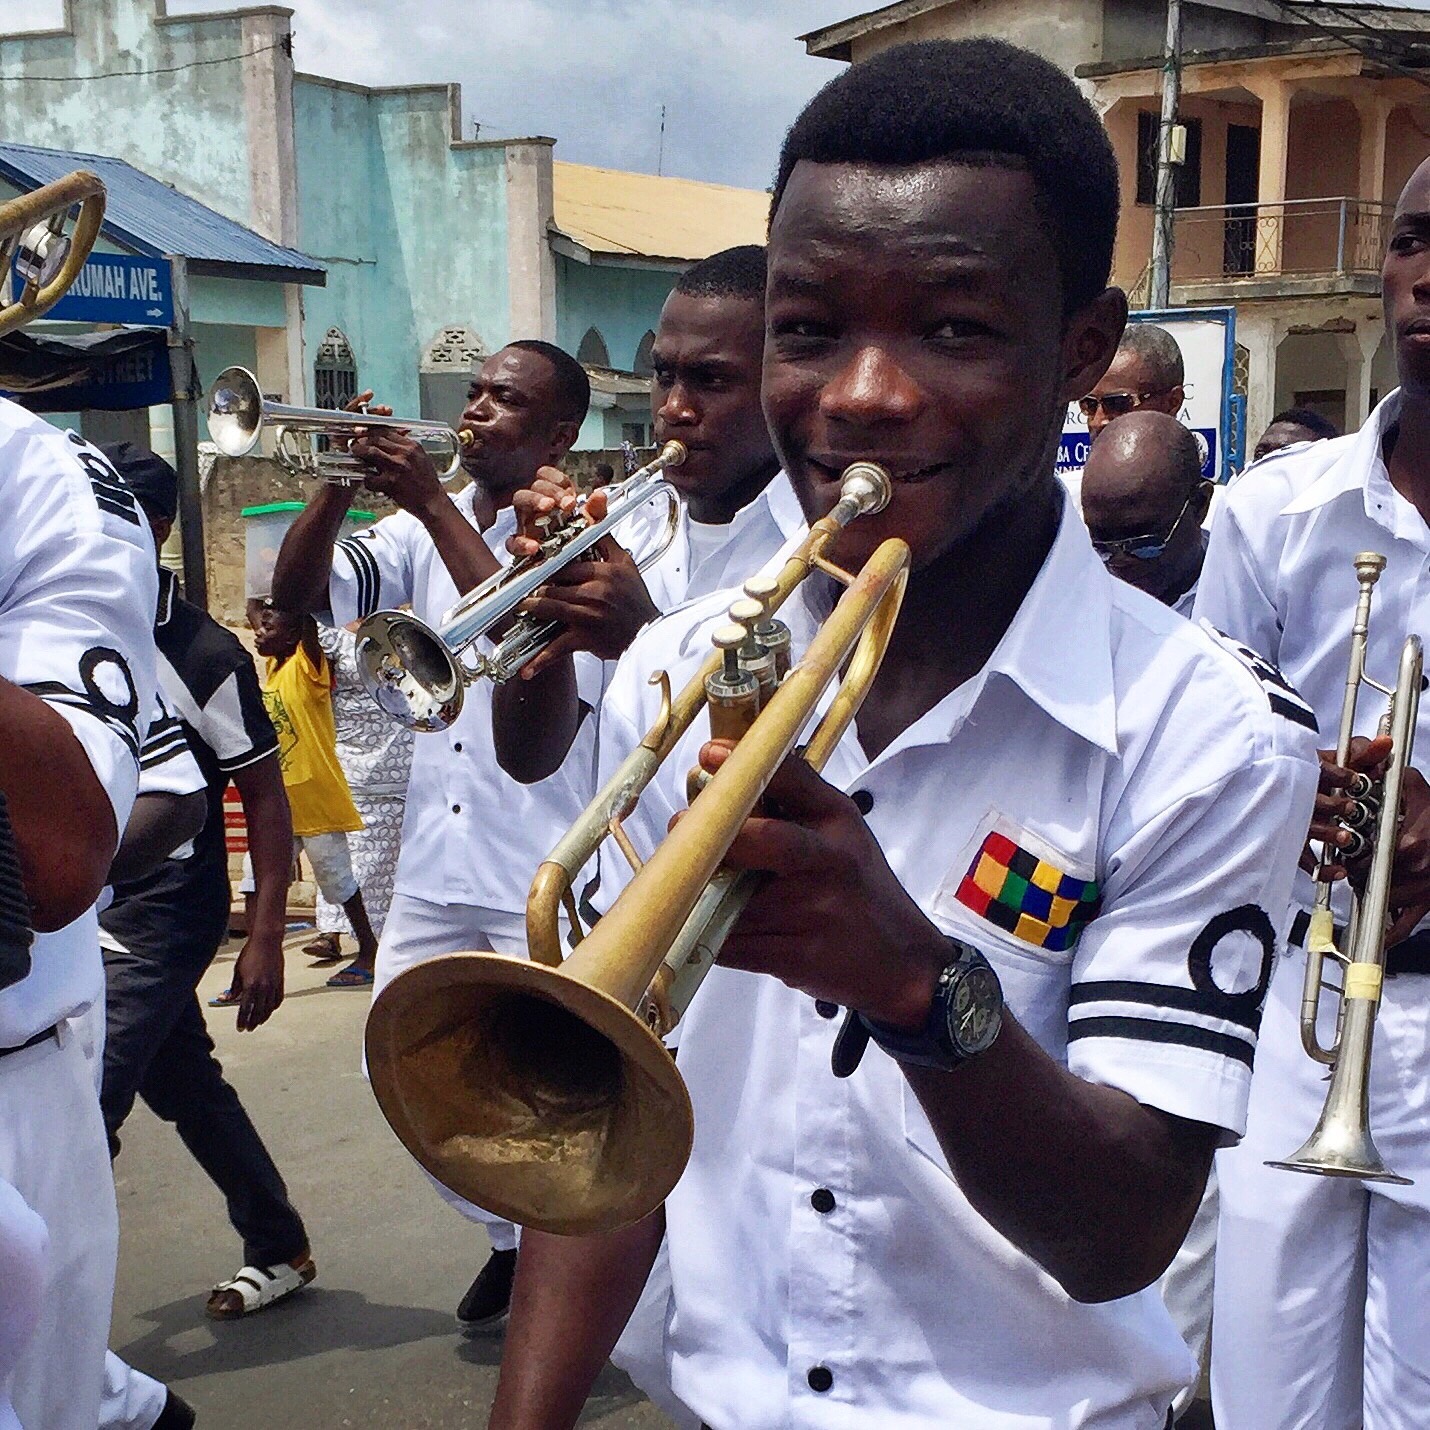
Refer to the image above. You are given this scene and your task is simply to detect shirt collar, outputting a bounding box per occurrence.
[762,470,807,542]
[1281,391,1415,541]
[792,487,1119,756]
[156,565,178,628]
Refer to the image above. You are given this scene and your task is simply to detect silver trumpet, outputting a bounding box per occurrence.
[1268,553,1419,1185]
[355,441,686,731]
[207,366,471,484]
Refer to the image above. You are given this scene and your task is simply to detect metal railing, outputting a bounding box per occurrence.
[1167,198,1392,285]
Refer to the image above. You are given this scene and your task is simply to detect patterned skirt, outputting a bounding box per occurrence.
[316,793,405,939]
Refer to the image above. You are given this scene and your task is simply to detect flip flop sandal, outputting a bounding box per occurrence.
[207,987,240,1008]
[206,1257,316,1320]
[326,965,375,989]
[303,935,343,962]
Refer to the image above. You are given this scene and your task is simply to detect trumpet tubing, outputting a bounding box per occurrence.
[0,171,106,336]
[365,462,907,1234]
[206,366,470,485]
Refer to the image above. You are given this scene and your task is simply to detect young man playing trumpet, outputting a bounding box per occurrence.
[1197,155,1430,1430]
[487,39,1318,1429]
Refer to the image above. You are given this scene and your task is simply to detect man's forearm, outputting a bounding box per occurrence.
[109,791,206,884]
[490,1212,664,1430]
[234,761,293,935]
[908,1016,1213,1303]
[492,660,583,783]
[0,676,118,929]
[271,486,350,613]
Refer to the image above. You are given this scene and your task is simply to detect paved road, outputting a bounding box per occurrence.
[110,931,675,1430]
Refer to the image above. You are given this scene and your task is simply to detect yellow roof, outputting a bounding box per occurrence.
[552,162,770,263]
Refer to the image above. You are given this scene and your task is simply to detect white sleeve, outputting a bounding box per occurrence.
[137,690,205,798]
[1069,738,1317,1141]
[0,412,158,832]
[1191,502,1283,664]
[330,512,418,624]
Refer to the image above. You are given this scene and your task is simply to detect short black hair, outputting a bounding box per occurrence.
[504,339,591,425]
[1117,323,1185,389]
[1270,406,1339,440]
[770,38,1119,314]
[674,245,767,303]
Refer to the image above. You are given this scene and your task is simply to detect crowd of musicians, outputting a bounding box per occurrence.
[2,34,1429,1430]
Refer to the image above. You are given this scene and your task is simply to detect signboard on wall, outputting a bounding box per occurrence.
[10,251,173,327]
[1058,306,1239,484]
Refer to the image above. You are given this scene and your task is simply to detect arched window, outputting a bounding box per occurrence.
[633,329,656,379]
[314,327,357,410]
[577,327,610,367]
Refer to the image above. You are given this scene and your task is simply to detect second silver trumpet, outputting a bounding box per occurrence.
[354,442,686,731]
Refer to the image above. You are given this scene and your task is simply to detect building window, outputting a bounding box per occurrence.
[314,327,357,410]
[633,329,656,378]
[578,327,611,367]
[621,421,649,447]
[1136,111,1202,208]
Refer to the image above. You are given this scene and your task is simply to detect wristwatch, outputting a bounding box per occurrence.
[858,938,1004,1072]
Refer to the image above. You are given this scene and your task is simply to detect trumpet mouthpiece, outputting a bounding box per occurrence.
[839,462,893,516]
[457,429,475,448]
[661,440,688,467]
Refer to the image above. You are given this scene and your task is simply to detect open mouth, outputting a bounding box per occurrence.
[1402,317,1430,339]
[808,455,954,485]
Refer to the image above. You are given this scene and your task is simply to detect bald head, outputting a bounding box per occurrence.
[1081,411,1210,606]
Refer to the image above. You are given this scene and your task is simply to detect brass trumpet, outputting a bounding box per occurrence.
[365,463,907,1234]
[0,171,106,336]
[1268,553,1419,1184]
[354,441,685,731]
[206,365,471,484]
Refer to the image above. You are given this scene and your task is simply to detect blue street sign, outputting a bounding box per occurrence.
[14,252,173,327]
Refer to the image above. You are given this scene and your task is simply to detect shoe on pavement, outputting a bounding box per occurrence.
[456,1247,517,1332]
[153,1388,197,1429]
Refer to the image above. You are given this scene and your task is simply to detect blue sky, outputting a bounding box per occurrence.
[5,0,852,189]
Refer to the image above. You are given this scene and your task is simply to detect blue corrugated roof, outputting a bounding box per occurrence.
[0,141,325,286]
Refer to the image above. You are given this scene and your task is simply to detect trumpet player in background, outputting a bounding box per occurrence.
[1197,156,1430,1430]
[492,244,801,784]
[489,39,1318,1430]
[270,339,600,1329]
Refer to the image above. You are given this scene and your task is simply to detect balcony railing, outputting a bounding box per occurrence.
[1167,198,1392,291]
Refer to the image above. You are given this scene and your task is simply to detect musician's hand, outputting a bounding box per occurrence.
[230,927,285,1032]
[328,390,393,455]
[513,524,659,677]
[509,466,581,557]
[1303,736,1392,880]
[1384,766,1430,945]
[348,428,447,520]
[691,741,945,1030]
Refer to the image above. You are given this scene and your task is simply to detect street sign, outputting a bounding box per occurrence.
[11,251,173,327]
[1059,305,1239,484]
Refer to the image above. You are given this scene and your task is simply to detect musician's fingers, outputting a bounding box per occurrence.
[516,591,607,626]
[586,489,610,524]
[343,390,375,414]
[519,630,584,680]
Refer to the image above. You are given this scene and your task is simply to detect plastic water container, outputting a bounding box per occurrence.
[241,502,376,600]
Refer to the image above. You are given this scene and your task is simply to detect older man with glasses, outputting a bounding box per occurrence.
[1080,322,1187,442]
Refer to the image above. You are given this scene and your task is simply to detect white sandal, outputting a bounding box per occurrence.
[206,1256,315,1320]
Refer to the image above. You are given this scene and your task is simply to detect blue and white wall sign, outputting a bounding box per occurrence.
[15,252,174,326]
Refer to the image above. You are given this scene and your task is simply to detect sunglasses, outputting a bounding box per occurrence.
[1078,389,1170,421]
[1090,492,1198,563]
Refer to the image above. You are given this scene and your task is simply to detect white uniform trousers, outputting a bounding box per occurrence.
[1159,1166,1217,1420]
[371,892,530,1253]
[0,1179,46,1430]
[1213,949,1430,1430]
[0,1025,118,1430]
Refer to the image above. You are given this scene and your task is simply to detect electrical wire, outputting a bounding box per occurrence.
[1,35,291,83]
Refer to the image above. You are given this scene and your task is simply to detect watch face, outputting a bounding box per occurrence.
[947,964,1002,1056]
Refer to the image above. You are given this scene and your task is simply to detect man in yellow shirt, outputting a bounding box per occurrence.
[253,604,378,988]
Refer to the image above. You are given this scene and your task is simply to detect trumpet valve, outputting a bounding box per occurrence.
[1342,794,1380,831]
[705,623,761,746]
[743,574,792,679]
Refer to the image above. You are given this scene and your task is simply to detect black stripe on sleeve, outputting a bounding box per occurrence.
[337,537,380,619]
[22,682,141,759]
[1069,980,1264,1035]
[1066,1014,1256,1068]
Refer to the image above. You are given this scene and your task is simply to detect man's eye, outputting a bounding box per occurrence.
[652,367,674,387]
[928,319,993,344]
[1391,233,1427,255]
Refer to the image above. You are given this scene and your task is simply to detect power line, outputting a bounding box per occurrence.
[1270,0,1430,96]
[1,35,291,84]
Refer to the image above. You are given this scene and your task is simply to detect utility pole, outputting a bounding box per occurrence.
[1149,0,1183,309]
[165,254,207,610]
[657,104,667,177]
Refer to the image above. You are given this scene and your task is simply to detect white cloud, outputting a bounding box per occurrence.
[157,0,849,189]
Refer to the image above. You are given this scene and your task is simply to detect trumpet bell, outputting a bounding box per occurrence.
[365,953,694,1236]
[1267,1113,1411,1185]
[208,366,265,459]
[354,611,464,732]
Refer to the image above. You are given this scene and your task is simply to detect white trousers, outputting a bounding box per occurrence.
[1213,949,1430,1430]
[370,892,530,1254]
[99,1353,166,1430]
[0,1179,46,1430]
[0,1027,118,1430]
[1159,1166,1218,1419]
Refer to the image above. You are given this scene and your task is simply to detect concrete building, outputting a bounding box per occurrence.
[801,0,1430,442]
[3,0,770,451]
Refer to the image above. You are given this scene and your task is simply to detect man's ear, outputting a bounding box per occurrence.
[1166,384,1187,415]
[549,420,581,464]
[1193,478,1215,522]
[1059,288,1128,406]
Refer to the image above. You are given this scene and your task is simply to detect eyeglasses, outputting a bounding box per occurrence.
[1078,389,1170,421]
[1090,492,1197,563]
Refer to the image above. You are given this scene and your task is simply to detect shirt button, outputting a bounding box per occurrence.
[451,804,461,814]
[851,789,874,815]
[807,1366,834,1393]
[814,999,838,1019]
[810,1188,836,1214]
[453,742,463,753]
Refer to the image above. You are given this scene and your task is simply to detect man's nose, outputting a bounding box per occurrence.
[819,345,924,427]
[656,381,697,427]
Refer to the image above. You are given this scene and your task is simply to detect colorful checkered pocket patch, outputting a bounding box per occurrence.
[955,830,1100,953]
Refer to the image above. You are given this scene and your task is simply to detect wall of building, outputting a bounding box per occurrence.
[847,0,1104,75]
[555,255,673,372]
[1101,0,1271,66]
